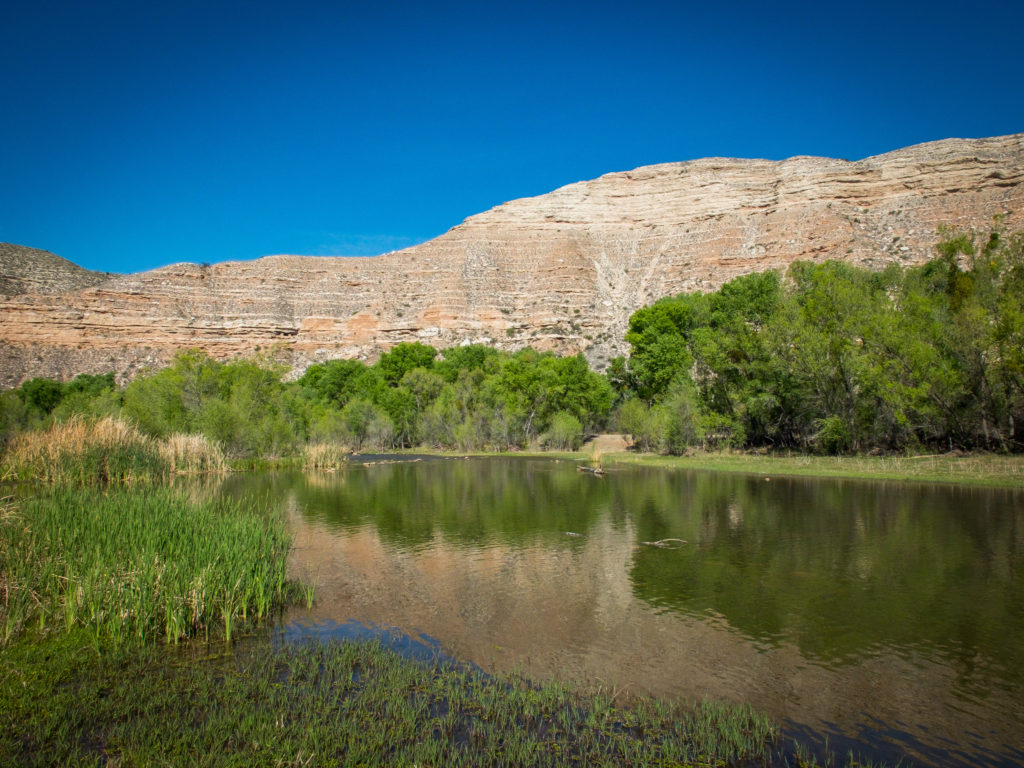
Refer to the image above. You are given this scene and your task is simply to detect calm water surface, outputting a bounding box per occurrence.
[222,458,1024,767]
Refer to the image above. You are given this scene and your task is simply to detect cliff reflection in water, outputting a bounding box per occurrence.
[219,459,1024,767]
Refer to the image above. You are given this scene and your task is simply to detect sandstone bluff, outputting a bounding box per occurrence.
[2,133,1022,387]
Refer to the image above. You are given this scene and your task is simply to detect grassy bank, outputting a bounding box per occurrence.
[390,443,1024,488]
[596,450,1024,488]
[0,630,883,768]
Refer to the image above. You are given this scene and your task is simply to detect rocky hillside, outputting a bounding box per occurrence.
[0,243,111,296]
[1,133,1022,387]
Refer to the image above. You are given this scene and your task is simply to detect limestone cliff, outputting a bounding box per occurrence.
[2,133,1022,386]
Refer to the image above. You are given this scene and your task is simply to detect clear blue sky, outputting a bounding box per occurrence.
[2,0,1022,274]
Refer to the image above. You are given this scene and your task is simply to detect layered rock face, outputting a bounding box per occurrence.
[2,133,1022,386]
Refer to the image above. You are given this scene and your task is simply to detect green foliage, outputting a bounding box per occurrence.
[615,398,669,453]
[377,341,437,385]
[18,377,64,414]
[292,344,612,452]
[121,350,305,457]
[435,343,501,381]
[298,357,382,407]
[620,229,1024,453]
[0,390,30,448]
[341,397,394,451]
[543,410,584,450]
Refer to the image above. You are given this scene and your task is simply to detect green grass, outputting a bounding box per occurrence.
[594,450,1024,488]
[0,632,887,768]
[392,445,1024,488]
[0,487,294,645]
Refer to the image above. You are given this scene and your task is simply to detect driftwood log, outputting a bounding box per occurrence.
[639,538,687,549]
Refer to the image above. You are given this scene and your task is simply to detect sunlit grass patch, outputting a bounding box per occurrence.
[0,487,293,645]
[602,450,1024,488]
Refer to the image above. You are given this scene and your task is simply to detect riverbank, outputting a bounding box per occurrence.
[390,442,1024,488]
[594,450,1024,488]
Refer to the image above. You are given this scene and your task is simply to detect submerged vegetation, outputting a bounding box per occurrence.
[2,633,890,768]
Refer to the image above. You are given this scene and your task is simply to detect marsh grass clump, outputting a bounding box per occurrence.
[0,487,292,645]
[0,415,167,484]
[1,417,230,484]
[303,441,349,470]
[158,432,227,474]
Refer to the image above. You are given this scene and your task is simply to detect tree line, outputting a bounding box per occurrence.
[2,229,1021,456]
[611,228,1024,453]
[0,344,613,456]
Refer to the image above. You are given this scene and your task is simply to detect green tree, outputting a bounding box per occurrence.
[377,342,437,386]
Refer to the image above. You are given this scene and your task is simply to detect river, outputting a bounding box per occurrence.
[217,457,1024,767]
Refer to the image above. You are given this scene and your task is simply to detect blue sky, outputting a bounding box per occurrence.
[2,0,1022,274]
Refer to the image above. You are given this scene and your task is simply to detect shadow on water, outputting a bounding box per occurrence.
[213,458,1024,767]
[277,618,452,666]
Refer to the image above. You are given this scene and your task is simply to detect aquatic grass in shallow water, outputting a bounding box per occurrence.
[1,636,850,767]
[303,441,350,471]
[0,487,293,644]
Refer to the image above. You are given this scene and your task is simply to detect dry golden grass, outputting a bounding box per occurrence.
[1,417,227,483]
[303,442,349,471]
[1,416,159,483]
[159,433,227,474]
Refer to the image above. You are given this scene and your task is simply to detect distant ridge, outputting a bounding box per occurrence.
[0,243,112,296]
[1,133,1022,387]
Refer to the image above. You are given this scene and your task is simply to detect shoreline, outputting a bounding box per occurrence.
[594,450,1024,489]
[389,445,1024,489]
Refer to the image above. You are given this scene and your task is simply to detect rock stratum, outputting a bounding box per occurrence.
[2,133,1023,386]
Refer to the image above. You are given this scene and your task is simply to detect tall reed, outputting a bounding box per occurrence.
[1,417,228,484]
[0,487,292,645]
[0,416,166,484]
[302,442,349,471]
[159,432,227,474]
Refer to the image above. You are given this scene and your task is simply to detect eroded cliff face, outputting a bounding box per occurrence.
[2,133,1022,386]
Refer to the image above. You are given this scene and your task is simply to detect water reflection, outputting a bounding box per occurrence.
[216,459,1024,767]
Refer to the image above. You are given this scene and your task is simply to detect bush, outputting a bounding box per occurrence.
[543,411,583,451]
[813,416,852,455]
